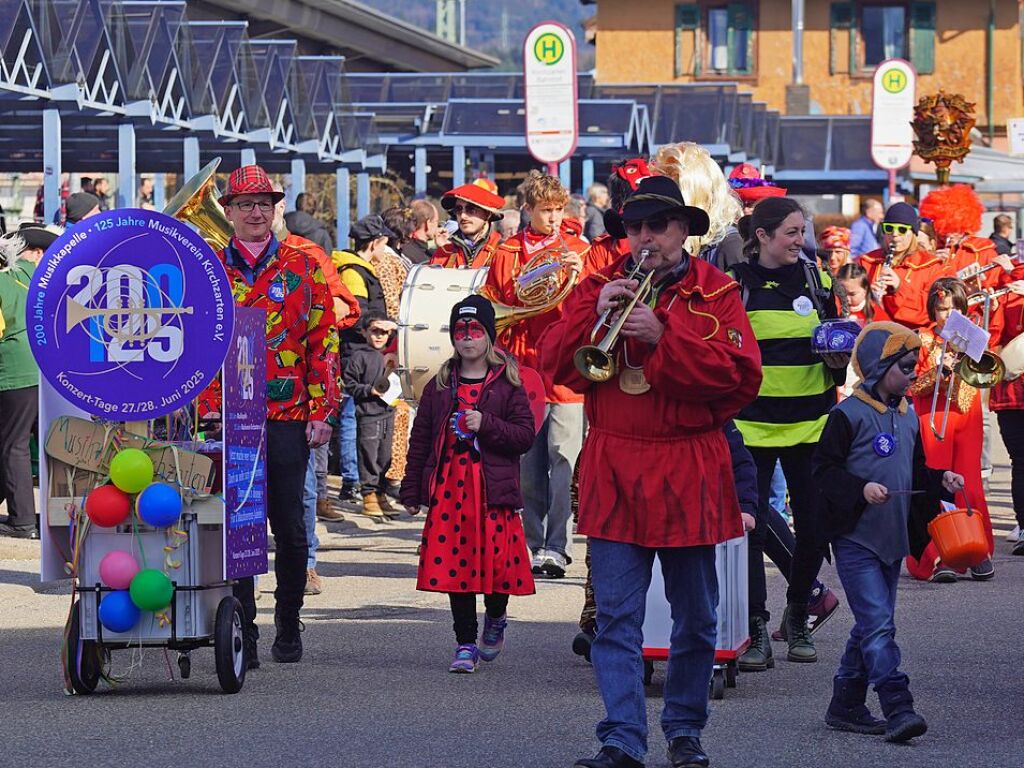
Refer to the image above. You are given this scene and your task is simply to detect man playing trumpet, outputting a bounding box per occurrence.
[481,170,590,579]
[539,176,761,768]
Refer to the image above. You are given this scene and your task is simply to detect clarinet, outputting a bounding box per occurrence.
[883,238,896,269]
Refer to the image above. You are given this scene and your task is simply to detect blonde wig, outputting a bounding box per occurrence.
[650,142,743,255]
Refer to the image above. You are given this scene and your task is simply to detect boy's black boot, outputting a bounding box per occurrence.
[785,603,817,663]
[271,610,304,663]
[737,615,773,671]
[877,676,928,742]
[825,677,886,734]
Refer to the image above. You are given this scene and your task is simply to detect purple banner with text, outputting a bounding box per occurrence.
[223,307,268,580]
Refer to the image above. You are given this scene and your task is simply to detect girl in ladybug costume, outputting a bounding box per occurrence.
[401,295,538,673]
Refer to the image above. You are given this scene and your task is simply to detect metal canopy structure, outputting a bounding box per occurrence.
[344,72,793,196]
[0,0,386,242]
[1,1,889,243]
[194,0,500,73]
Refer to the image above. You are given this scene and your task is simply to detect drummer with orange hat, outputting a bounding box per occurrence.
[430,180,506,269]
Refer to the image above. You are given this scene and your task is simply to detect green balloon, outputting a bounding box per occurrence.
[109,449,155,494]
[129,568,174,612]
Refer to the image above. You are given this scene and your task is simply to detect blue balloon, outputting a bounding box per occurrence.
[99,590,141,633]
[136,482,182,528]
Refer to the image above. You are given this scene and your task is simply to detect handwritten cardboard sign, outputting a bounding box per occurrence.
[45,416,216,495]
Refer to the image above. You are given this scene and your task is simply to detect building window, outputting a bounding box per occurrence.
[674,3,755,78]
[861,4,906,66]
[830,2,935,75]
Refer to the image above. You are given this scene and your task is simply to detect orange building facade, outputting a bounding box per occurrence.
[589,0,1023,131]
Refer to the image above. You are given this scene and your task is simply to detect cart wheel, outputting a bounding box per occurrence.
[710,669,726,700]
[214,596,245,694]
[177,653,191,679]
[65,600,103,695]
[643,660,654,686]
[725,663,737,688]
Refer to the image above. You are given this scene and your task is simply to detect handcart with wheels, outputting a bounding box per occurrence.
[641,535,749,700]
[64,507,246,694]
[29,206,268,695]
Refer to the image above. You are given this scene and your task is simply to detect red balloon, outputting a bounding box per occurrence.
[85,485,131,528]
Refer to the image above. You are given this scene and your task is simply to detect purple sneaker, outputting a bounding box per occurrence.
[479,614,507,662]
[807,585,840,634]
[448,643,479,673]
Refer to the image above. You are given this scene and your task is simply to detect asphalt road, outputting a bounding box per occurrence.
[2,451,1022,768]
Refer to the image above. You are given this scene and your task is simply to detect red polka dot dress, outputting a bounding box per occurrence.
[416,377,536,596]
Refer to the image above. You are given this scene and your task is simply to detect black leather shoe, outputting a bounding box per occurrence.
[0,523,39,539]
[572,630,594,663]
[574,746,644,768]
[667,736,709,768]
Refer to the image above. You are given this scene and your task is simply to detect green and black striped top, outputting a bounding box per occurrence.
[730,259,842,448]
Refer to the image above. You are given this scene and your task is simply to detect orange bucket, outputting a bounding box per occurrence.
[927,494,989,570]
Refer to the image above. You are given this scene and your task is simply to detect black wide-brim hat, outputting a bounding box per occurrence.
[604,175,711,240]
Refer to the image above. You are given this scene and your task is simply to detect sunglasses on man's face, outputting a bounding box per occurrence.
[451,203,485,217]
[623,215,680,237]
[882,223,913,235]
[368,328,393,337]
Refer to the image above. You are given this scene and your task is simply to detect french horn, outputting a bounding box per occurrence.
[163,157,233,251]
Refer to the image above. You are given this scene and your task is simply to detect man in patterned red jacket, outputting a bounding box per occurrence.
[216,165,340,666]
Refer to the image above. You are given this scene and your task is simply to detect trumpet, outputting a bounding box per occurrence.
[966,285,1010,307]
[956,261,1000,286]
[573,249,652,383]
[930,297,1005,441]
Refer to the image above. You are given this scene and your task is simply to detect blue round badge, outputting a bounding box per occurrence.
[268,281,286,302]
[873,432,897,457]
[27,209,234,420]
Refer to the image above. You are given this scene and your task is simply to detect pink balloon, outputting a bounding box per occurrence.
[99,550,141,590]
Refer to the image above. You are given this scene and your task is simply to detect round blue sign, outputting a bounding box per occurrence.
[873,432,897,457]
[27,209,234,420]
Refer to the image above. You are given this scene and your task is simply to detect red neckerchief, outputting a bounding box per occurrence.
[233,234,271,269]
[523,227,559,256]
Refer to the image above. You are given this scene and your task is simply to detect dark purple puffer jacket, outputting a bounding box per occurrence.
[400,365,537,509]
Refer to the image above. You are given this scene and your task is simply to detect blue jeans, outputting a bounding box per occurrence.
[303,451,319,570]
[589,538,718,761]
[833,538,902,687]
[769,459,788,519]
[338,395,359,485]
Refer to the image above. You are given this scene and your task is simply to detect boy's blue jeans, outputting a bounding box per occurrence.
[589,538,718,762]
[337,395,359,485]
[833,537,902,686]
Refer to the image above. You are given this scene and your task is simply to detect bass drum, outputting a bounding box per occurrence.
[1001,331,1024,382]
[397,264,490,400]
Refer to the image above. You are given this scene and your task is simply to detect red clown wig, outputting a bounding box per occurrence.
[918,184,985,238]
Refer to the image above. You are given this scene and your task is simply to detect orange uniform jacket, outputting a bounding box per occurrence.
[429,228,502,269]
[283,234,361,331]
[537,255,762,548]
[859,247,945,328]
[585,233,630,275]
[945,236,1005,289]
[481,228,592,403]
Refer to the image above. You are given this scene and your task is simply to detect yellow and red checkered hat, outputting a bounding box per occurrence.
[219,165,285,207]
